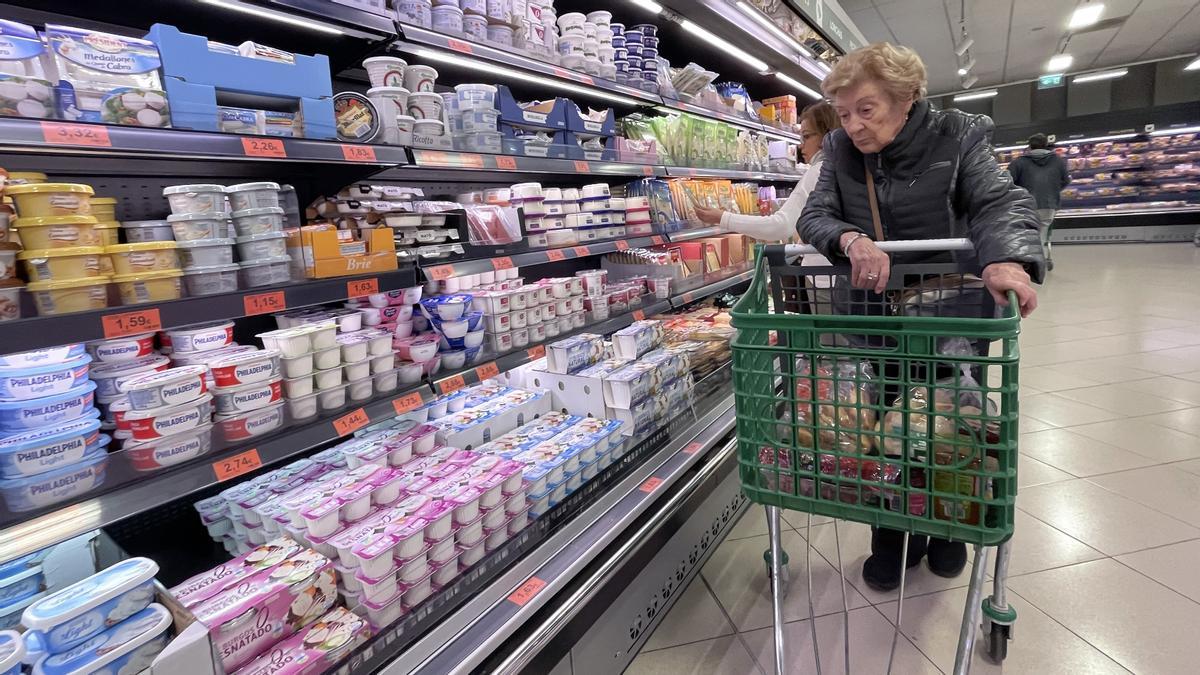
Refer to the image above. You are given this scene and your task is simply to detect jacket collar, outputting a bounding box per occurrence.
[880,98,930,163]
[808,149,825,166]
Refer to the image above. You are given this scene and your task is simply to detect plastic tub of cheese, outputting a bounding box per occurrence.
[17,247,105,283]
[106,242,179,275]
[0,629,24,674]
[166,212,230,241]
[210,349,281,388]
[164,320,234,353]
[215,401,285,442]
[213,377,283,415]
[13,216,100,250]
[163,184,226,215]
[234,231,286,260]
[183,263,239,296]
[123,393,212,442]
[123,424,213,472]
[121,220,174,243]
[20,557,159,653]
[226,182,281,212]
[0,353,91,401]
[91,353,169,398]
[239,255,292,288]
[0,381,97,432]
[230,206,284,237]
[88,197,117,221]
[0,416,106,479]
[5,183,94,218]
[112,270,182,306]
[0,343,86,368]
[0,449,106,513]
[121,364,207,410]
[28,602,171,675]
[176,238,235,268]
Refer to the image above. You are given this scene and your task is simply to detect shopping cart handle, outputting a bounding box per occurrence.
[777,237,975,256]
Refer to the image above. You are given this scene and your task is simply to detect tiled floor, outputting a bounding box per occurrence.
[627,244,1200,674]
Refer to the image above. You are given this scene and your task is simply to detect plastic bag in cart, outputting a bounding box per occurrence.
[791,356,878,453]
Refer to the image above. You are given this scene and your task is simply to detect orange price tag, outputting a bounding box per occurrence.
[439,375,467,395]
[475,361,500,380]
[101,309,162,339]
[572,246,590,257]
[651,236,665,245]
[508,577,547,606]
[40,121,111,147]
[241,137,287,158]
[682,292,695,303]
[347,278,379,298]
[447,38,473,53]
[496,155,518,170]
[526,345,546,360]
[428,265,455,281]
[492,257,515,271]
[642,165,655,176]
[243,291,285,316]
[341,144,377,162]
[546,249,566,262]
[640,477,664,493]
[461,154,485,169]
[420,150,449,165]
[392,391,425,415]
[615,241,629,251]
[632,310,646,321]
[682,441,704,455]
[332,408,370,436]
[573,160,591,173]
[213,449,263,482]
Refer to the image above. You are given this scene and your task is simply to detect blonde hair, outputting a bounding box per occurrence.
[822,42,927,102]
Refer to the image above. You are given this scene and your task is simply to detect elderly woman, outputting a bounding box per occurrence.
[798,43,1044,591]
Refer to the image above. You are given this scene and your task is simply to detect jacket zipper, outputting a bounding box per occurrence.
[908,160,953,187]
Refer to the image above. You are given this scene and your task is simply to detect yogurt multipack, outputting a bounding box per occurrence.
[233,606,371,675]
[170,536,304,609]
[41,25,170,127]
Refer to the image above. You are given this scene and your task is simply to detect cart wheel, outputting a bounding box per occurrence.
[985,622,1010,663]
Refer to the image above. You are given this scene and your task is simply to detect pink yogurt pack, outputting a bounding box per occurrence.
[170,537,305,609]
[193,549,337,672]
[353,515,431,580]
[233,606,372,675]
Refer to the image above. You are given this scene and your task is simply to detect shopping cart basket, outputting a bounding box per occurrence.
[731,239,1021,675]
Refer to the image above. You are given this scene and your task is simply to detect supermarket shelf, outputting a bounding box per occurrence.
[266,0,397,36]
[429,299,675,395]
[0,268,419,354]
[671,267,754,305]
[0,384,435,564]
[665,165,803,181]
[420,235,668,280]
[667,226,724,242]
[0,117,408,169]
[402,149,663,178]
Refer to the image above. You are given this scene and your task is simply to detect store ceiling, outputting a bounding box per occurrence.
[841,0,1200,94]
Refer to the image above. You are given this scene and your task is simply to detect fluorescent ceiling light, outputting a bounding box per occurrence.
[775,72,822,100]
[197,0,345,34]
[735,2,813,57]
[1061,133,1137,144]
[994,144,1026,152]
[1073,68,1127,83]
[1068,3,1105,29]
[627,0,663,13]
[410,48,641,105]
[953,89,998,101]
[1186,56,1200,71]
[1149,125,1200,136]
[1046,54,1073,72]
[680,19,770,72]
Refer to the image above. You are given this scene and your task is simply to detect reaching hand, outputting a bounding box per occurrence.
[693,206,725,225]
[982,262,1038,318]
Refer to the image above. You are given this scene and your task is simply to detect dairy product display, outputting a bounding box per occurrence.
[42,25,169,127]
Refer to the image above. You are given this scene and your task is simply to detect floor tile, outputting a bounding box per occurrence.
[625,636,762,675]
[1044,360,1159,385]
[1175,458,1200,477]
[1121,351,1200,376]
[740,606,940,675]
[1009,559,1200,675]
[1017,456,1074,489]
[1137,408,1200,437]
[725,505,824,542]
[1140,328,1200,347]
[877,585,1130,675]
[1003,509,1105,577]
[643,578,735,651]
[1020,428,1156,477]
[1016,368,1102,393]
[1116,539,1200,605]
[1016,480,1200,556]
[1121,376,1200,407]
[1019,393,1122,428]
[1087,465,1200,528]
[1018,414,1054,434]
[701,531,871,632]
[1054,383,1194,416]
[1068,418,1200,463]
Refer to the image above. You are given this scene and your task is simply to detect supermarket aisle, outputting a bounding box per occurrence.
[628,243,1200,675]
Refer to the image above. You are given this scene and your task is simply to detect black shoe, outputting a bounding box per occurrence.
[927,539,968,578]
[863,529,927,592]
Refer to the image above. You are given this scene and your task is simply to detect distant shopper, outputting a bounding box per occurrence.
[1008,133,1071,270]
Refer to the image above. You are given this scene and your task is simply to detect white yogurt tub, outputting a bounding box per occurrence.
[215,401,285,442]
[164,184,226,215]
[318,384,347,411]
[164,321,235,354]
[167,212,231,241]
[313,366,342,391]
[226,182,281,212]
[240,255,292,288]
[122,365,208,410]
[183,263,239,296]
[20,557,158,653]
[343,358,370,383]
[370,353,395,375]
[176,238,235,268]
[312,346,340,371]
[209,349,281,388]
[123,424,213,472]
[280,352,313,379]
[373,367,400,394]
[121,220,174,243]
[346,376,373,402]
[123,393,213,441]
[285,391,318,420]
[213,377,283,415]
[0,353,92,401]
[258,323,334,359]
[235,231,287,260]
[282,373,313,398]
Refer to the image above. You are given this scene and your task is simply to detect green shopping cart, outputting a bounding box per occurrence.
[731,239,1021,675]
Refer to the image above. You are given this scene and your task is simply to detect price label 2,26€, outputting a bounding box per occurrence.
[241,137,287,158]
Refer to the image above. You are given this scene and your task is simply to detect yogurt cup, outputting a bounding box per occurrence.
[235,230,287,259]
[280,352,314,379]
[183,263,239,296]
[313,366,342,391]
[167,212,231,241]
[225,182,280,212]
[176,238,235,268]
[20,557,158,653]
[122,220,175,242]
[286,391,318,420]
[318,384,347,411]
[123,424,213,472]
[163,184,226,215]
[165,321,234,353]
[122,365,208,410]
[240,255,292,288]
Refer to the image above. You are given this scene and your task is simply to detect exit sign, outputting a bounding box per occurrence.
[1038,74,1064,89]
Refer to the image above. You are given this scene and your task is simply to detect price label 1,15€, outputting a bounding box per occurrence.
[243,291,285,316]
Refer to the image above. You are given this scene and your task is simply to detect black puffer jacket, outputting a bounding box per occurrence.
[799,100,1046,282]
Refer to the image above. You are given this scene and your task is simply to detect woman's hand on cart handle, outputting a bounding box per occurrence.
[840,231,890,294]
[983,262,1038,318]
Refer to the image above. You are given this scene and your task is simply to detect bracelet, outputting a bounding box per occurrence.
[842,232,870,255]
